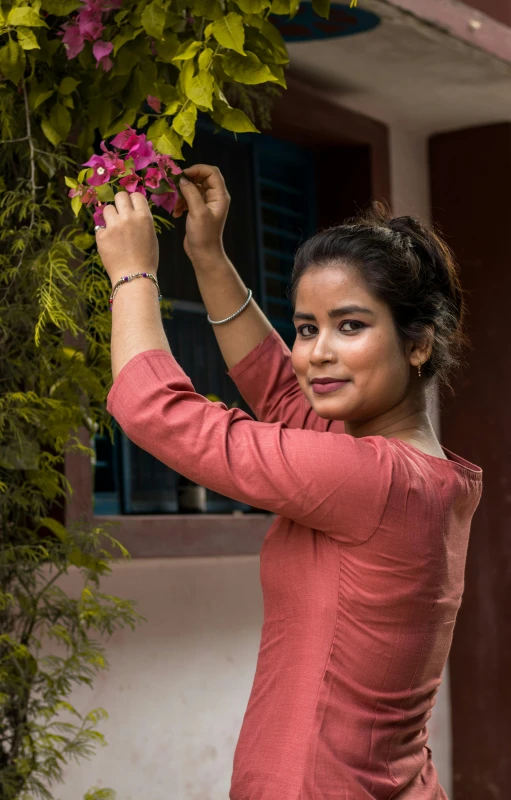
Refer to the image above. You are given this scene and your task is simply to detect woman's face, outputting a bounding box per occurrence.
[291,263,416,422]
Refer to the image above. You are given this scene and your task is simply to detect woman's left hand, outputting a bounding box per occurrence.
[95,191,159,286]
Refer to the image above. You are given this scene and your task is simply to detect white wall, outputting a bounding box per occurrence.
[56,557,263,800]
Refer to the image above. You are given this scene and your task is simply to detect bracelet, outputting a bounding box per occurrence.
[109,272,162,311]
[207,288,253,326]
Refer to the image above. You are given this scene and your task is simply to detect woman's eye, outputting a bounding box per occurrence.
[297,324,317,337]
[340,320,365,333]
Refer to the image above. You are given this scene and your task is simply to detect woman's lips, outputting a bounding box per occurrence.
[311,381,349,395]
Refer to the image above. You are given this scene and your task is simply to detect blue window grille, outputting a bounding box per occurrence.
[94,128,316,515]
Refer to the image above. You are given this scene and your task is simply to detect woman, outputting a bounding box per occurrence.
[98,164,482,799]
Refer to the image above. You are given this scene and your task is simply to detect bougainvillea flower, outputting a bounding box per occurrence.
[147,95,161,114]
[68,185,84,199]
[78,8,104,40]
[150,189,178,215]
[68,184,98,205]
[155,153,182,176]
[93,205,106,227]
[110,128,137,150]
[59,22,85,59]
[93,39,113,71]
[128,134,155,170]
[82,154,117,185]
[144,168,162,190]
[120,172,142,192]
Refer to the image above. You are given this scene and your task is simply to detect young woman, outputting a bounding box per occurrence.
[98,164,482,799]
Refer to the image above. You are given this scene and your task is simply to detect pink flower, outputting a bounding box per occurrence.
[150,39,157,57]
[82,153,117,185]
[110,127,137,149]
[93,40,113,71]
[78,8,104,40]
[68,184,98,205]
[68,185,85,199]
[93,205,106,227]
[129,134,155,170]
[155,153,182,176]
[120,172,142,192]
[150,189,178,215]
[147,95,161,113]
[144,168,162,190]
[60,22,85,59]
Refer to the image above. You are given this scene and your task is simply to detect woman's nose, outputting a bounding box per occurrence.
[310,338,337,364]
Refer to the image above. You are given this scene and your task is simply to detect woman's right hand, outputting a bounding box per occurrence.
[173,163,230,268]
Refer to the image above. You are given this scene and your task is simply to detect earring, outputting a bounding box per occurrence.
[417,362,422,378]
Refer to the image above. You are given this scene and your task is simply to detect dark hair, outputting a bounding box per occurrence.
[289,203,467,389]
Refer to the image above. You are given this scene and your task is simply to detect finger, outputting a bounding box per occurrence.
[183,164,227,194]
[178,176,207,216]
[183,164,228,210]
[172,196,188,219]
[130,191,151,214]
[114,190,135,216]
[103,203,118,224]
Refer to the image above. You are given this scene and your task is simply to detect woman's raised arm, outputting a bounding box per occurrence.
[175,164,273,371]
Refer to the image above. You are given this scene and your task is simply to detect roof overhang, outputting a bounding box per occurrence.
[286,0,511,134]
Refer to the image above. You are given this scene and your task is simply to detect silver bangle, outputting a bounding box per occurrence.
[207,288,252,326]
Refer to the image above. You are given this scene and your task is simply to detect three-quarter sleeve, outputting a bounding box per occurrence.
[227,329,344,434]
[107,349,392,545]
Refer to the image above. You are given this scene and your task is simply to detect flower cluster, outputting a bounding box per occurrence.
[58,0,122,71]
[67,126,183,226]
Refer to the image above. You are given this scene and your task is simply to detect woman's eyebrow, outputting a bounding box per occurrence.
[292,305,375,322]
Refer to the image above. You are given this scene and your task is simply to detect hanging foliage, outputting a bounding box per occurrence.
[0,0,334,796]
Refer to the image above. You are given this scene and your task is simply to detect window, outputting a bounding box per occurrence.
[94,125,317,515]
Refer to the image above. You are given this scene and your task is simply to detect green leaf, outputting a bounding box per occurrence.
[172,103,197,146]
[266,62,287,87]
[141,0,166,40]
[73,232,95,249]
[40,0,82,13]
[41,118,60,146]
[39,517,68,543]
[58,76,80,94]
[137,113,149,127]
[311,0,330,18]
[211,13,245,55]
[71,194,82,216]
[0,39,26,85]
[49,102,72,141]
[103,107,137,137]
[77,168,88,183]
[112,25,143,56]
[185,69,214,109]
[192,0,223,20]
[147,117,168,139]
[235,0,270,12]
[222,51,277,85]
[214,104,258,133]
[271,0,300,15]
[65,176,78,189]
[260,19,289,63]
[7,6,48,27]
[32,88,55,108]
[17,26,40,50]
[154,34,179,63]
[162,99,180,116]
[198,47,214,70]
[95,183,115,202]
[172,40,202,61]
[153,83,179,104]
[156,127,183,159]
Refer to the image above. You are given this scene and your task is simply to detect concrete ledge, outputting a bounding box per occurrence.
[95,514,272,558]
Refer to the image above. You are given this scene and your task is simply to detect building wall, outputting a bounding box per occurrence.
[57,118,451,799]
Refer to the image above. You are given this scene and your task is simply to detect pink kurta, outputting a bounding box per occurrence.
[107,329,482,800]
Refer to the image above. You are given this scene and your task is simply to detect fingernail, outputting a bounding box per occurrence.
[180,176,189,185]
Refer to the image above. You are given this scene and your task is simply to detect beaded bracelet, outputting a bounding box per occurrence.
[109,272,162,311]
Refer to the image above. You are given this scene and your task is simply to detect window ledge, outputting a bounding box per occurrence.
[93,513,273,558]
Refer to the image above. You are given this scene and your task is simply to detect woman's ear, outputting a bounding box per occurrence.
[408,326,435,369]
